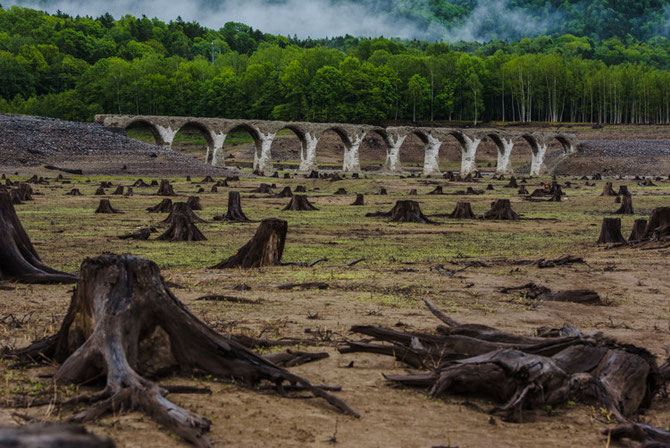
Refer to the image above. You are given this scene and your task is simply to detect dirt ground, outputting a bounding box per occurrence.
[0,169,669,447]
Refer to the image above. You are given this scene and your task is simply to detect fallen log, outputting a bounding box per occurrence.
[0,422,115,448]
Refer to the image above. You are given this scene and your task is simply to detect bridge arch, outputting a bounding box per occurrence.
[124,119,166,146]
[173,121,215,163]
[269,125,309,172]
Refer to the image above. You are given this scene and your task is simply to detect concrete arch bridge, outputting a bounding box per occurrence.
[95,115,579,176]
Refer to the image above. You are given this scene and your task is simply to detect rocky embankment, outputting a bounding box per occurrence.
[0,114,237,176]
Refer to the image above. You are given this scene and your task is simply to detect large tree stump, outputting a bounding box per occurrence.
[351,194,365,206]
[162,202,205,226]
[367,200,434,224]
[95,199,122,214]
[643,207,670,240]
[15,183,34,201]
[111,186,124,195]
[10,255,355,447]
[158,204,206,242]
[0,422,115,448]
[147,199,173,213]
[211,219,287,269]
[483,199,519,220]
[629,219,648,242]
[283,195,318,211]
[504,176,518,188]
[614,194,634,215]
[187,196,203,211]
[213,191,250,222]
[0,191,77,283]
[448,201,476,219]
[618,185,631,196]
[597,218,626,244]
[277,186,293,198]
[156,179,176,196]
[601,182,617,196]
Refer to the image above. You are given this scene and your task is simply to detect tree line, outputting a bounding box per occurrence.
[2,5,670,124]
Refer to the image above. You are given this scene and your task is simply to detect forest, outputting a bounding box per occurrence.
[2,4,670,124]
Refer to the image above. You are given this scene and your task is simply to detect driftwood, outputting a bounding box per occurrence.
[156,179,176,196]
[598,218,626,244]
[95,199,122,214]
[0,191,77,284]
[147,199,173,213]
[211,219,287,269]
[514,255,585,268]
[351,194,365,206]
[213,191,250,222]
[366,200,434,224]
[448,201,476,219]
[605,423,670,447]
[340,299,660,423]
[276,282,330,290]
[8,255,356,447]
[500,283,603,305]
[158,204,206,241]
[283,195,318,211]
[483,199,519,220]
[0,422,115,448]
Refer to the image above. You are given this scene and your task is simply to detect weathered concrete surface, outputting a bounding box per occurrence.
[95,115,579,176]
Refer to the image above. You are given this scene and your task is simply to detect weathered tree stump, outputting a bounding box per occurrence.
[334,188,348,195]
[95,199,123,214]
[465,187,482,195]
[483,199,520,220]
[277,186,293,198]
[283,173,291,179]
[629,219,648,242]
[448,201,476,219]
[549,184,563,202]
[213,191,250,222]
[614,196,621,204]
[100,181,113,188]
[0,422,115,448]
[614,194,634,215]
[351,194,365,206]
[119,227,153,240]
[196,187,205,193]
[13,183,33,202]
[215,180,228,187]
[643,207,670,240]
[428,186,443,195]
[518,186,529,195]
[211,219,287,269]
[0,191,77,283]
[367,200,434,224]
[210,185,218,193]
[593,173,602,180]
[112,186,124,195]
[379,188,388,195]
[187,196,203,211]
[408,189,418,196]
[150,180,158,186]
[597,218,626,244]
[10,254,355,447]
[124,187,134,197]
[486,184,494,191]
[156,179,176,196]
[186,176,192,182]
[133,179,149,187]
[307,170,319,179]
[162,202,205,226]
[601,182,617,196]
[201,176,214,183]
[295,185,307,193]
[158,205,206,241]
[253,183,273,194]
[66,188,82,196]
[147,199,173,213]
[283,195,318,211]
[618,185,630,196]
[94,186,106,196]
[504,176,518,188]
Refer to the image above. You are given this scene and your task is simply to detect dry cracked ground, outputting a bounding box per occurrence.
[0,171,669,447]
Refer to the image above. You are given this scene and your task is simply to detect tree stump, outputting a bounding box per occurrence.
[150,180,158,186]
[549,185,563,202]
[94,186,106,196]
[0,422,115,448]
[112,186,124,195]
[162,202,205,226]
[518,186,528,195]
[95,199,123,214]
[504,176,518,188]
[119,227,153,240]
[614,196,621,203]
[614,194,634,214]
[283,173,291,179]
[367,200,434,224]
[448,201,476,219]
[486,184,494,191]
[283,195,318,211]
[158,205,206,242]
[211,219,287,269]
[295,185,307,193]
[597,218,626,244]
[215,180,228,187]
[14,183,34,202]
[428,186,443,195]
[124,187,134,197]
[156,179,176,196]
[334,188,348,195]
[643,207,670,240]
[408,189,418,196]
[277,186,293,198]
[601,182,617,196]
[133,179,149,187]
[483,199,520,220]
[351,194,365,206]
[66,188,82,196]
[307,170,319,179]
[629,219,648,242]
[253,183,273,194]
[187,196,203,211]
[213,191,250,222]
[186,176,192,182]
[210,185,218,193]
[465,187,482,195]
[0,191,77,283]
[100,181,113,188]
[379,188,388,195]
[147,199,173,213]
[201,176,214,183]
[618,185,630,196]
[10,254,355,447]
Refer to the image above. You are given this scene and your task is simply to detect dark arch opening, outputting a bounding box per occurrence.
[359,129,388,172]
[398,131,430,173]
[509,135,537,174]
[173,122,214,164]
[315,128,351,171]
[552,136,572,154]
[125,120,163,146]
[437,132,466,173]
[475,134,504,172]
[269,126,307,171]
[221,124,262,170]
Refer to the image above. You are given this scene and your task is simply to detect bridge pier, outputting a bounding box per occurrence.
[209,132,226,166]
[298,132,319,173]
[384,134,406,172]
[423,135,442,176]
[460,135,481,176]
[496,138,515,175]
[530,142,548,176]
[155,124,178,148]
[253,132,277,175]
[342,133,364,173]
